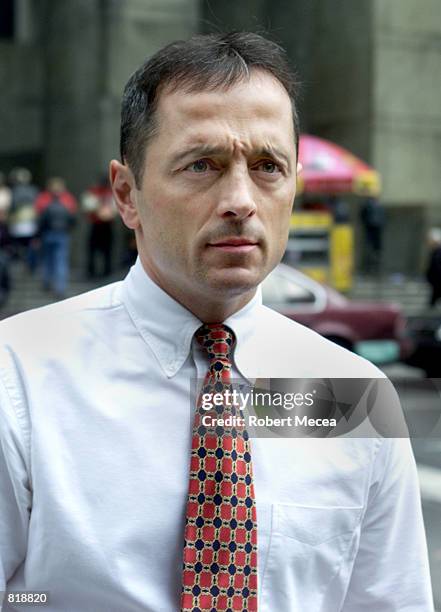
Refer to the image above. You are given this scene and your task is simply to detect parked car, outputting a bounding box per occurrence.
[404,314,441,377]
[262,264,411,365]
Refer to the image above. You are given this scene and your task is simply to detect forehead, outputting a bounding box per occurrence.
[153,70,295,153]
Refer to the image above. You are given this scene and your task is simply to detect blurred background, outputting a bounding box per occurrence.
[0,0,441,607]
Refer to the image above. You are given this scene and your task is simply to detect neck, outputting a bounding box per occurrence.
[138,255,256,323]
[187,291,256,323]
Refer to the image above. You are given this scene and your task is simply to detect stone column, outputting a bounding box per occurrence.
[42,0,199,195]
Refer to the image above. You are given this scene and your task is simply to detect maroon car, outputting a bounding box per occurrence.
[262,264,410,364]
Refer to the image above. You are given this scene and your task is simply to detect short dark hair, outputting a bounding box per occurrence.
[120,31,301,187]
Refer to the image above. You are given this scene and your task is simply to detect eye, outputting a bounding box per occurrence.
[254,160,282,174]
[185,159,212,173]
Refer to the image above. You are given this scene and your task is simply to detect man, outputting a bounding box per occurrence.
[35,177,77,298]
[7,167,39,274]
[360,195,385,275]
[0,32,433,611]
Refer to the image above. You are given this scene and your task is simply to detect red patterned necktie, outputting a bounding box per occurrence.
[181,323,258,612]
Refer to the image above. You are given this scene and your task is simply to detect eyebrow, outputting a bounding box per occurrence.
[169,143,292,171]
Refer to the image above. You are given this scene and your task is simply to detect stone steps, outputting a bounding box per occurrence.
[0,264,435,320]
[0,262,126,319]
[349,276,431,316]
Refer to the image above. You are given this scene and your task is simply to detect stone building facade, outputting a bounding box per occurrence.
[1,0,440,274]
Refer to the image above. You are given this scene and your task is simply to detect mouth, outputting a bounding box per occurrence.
[208,238,259,254]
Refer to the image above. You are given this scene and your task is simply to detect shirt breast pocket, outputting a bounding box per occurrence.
[260,503,363,612]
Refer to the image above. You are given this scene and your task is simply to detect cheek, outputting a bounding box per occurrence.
[138,183,210,258]
[149,206,200,260]
[139,193,178,237]
[267,199,292,233]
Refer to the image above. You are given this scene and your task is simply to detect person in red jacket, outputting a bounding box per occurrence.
[35,177,77,298]
[81,175,117,278]
[35,177,77,216]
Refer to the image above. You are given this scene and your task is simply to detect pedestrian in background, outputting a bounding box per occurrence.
[81,174,116,278]
[426,227,441,308]
[0,176,12,309]
[0,171,12,259]
[0,172,12,220]
[8,167,39,273]
[35,177,77,299]
[360,195,385,275]
[328,195,350,223]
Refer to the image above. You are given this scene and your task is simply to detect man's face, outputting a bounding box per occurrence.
[129,70,298,310]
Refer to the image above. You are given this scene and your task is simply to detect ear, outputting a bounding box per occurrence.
[296,161,303,174]
[109,160,140,230]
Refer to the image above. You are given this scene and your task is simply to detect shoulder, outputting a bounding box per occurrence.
[249,305,383,378]
[62,191,77,210]
[35,191,50,211]
[0,282,123,354]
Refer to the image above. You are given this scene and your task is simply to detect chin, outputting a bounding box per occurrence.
[203,268,264,296]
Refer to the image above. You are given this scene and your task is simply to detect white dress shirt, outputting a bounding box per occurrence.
[0,258,434,611]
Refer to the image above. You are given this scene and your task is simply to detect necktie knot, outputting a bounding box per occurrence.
[195,323,236,364]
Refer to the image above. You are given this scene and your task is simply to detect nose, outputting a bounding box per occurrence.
[215,167,257,221]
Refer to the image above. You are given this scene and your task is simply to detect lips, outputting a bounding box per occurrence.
[208,238,258,254]
[209,237,258,247]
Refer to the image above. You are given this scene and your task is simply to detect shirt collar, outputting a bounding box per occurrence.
[121,257,262,379]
